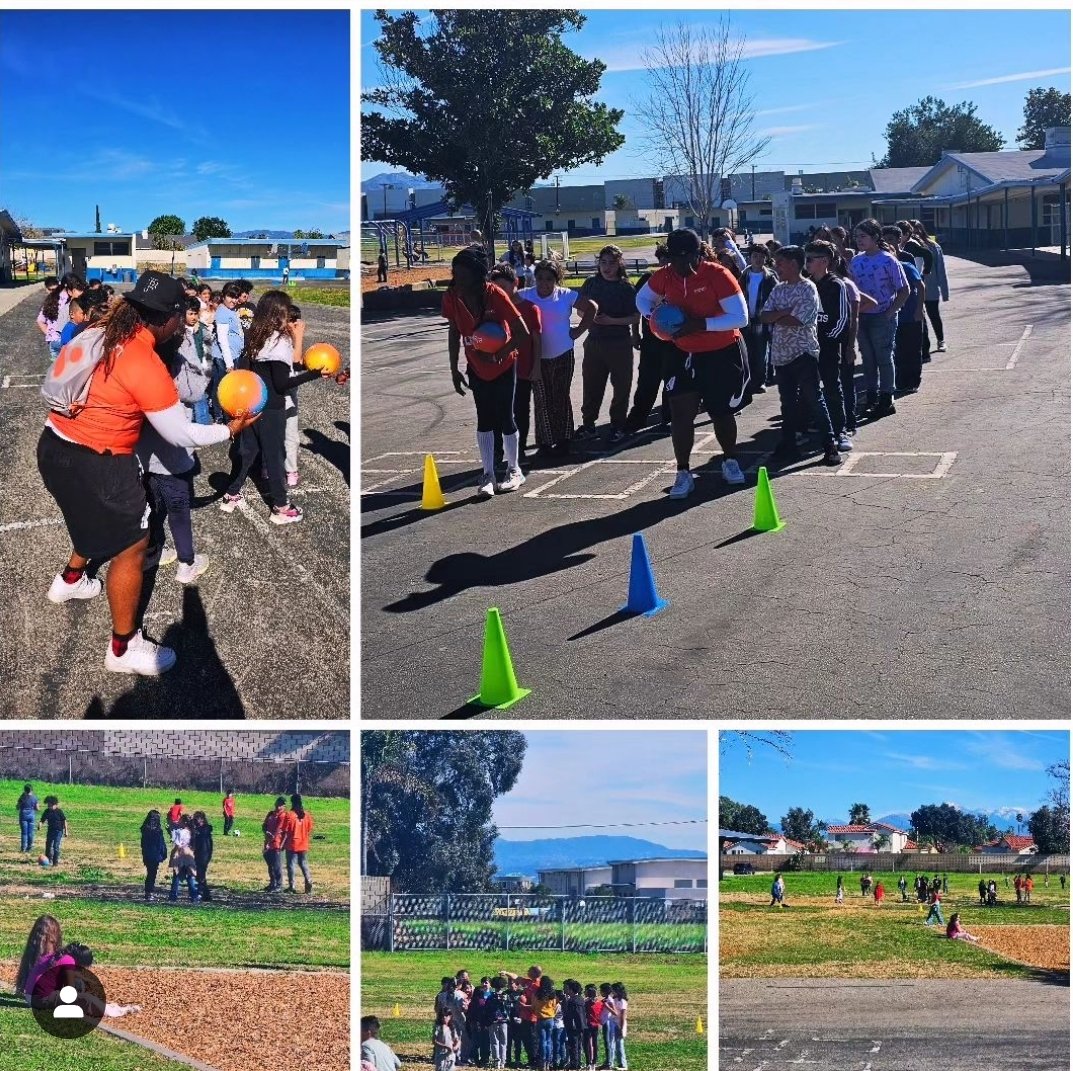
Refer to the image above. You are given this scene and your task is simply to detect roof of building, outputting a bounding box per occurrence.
[191,237,346,247]
[0,210,22,240]
[869,166,932,194]
[904,840,919,850]
[719,829,777,840]
[982,834,1037,851]
[607,856,708,865]
[874,822,911,835]
[913,148,1071,194]
[827,825,878,834]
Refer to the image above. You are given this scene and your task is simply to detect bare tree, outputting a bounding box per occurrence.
[639,19,770,239]
[719,731,792,759]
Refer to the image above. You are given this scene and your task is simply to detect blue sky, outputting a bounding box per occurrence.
[720,730,1069,827]
[1,11,349,233]
[361,9,1070,183]
[492,731,707,850]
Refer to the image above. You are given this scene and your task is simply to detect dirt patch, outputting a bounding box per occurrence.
[973,925,1070,972]
[361,266,449,293]
[3,966,348,1071]
[719,959,999,980]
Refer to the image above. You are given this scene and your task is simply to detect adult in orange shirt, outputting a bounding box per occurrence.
[37,272,259,676]
[635,228,751,499]
[261,796,288,893]
[442,247,531,498]
[282,792,315,894]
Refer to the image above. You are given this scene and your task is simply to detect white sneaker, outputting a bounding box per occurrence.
[105,630,177,676]
[143,546,178,571]
[47,572,102,604]
[497,468,525,493]
[477,473,496,498]
[175,555,209,585]
[937,340,947,352]
[270,503,304,525]
[722,458,746,485]
[669,470,695,498]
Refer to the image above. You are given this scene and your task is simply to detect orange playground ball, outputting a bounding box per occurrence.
[304,342,342,375]
[217,369,268,417]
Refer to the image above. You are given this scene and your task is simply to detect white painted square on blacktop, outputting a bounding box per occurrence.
[794,451,958,479]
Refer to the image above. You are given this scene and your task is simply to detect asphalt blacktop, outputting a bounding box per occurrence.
[719,978,1070,1070]
[360,255,1070,718]
[0,284,350,718]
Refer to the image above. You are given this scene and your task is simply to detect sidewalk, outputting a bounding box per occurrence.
[0,283,44,319]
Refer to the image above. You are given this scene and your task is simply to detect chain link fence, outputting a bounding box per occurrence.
[720,852,1069,875]
[365,893,706,954]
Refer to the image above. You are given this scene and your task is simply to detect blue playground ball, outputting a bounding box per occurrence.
[651,303,687,340]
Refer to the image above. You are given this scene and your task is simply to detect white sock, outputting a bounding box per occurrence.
[503,431,519,471]
[477,430,495,477]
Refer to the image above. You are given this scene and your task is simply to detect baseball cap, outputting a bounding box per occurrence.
[127,271,186,315]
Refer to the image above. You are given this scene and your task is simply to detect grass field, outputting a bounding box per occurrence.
[0,779,349,899]
[362,950,707,1071]
[288,282,351,308]
[721,871,1070,981]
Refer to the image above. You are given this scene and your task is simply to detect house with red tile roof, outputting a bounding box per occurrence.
[978,834,1037,855]
[826,822,912,853]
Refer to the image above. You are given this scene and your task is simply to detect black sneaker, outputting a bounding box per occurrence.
[822,445,842,466]
[574,424,598,441]
[606,427,627,445]
[867,393,896,419]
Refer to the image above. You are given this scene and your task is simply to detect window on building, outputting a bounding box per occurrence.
[93,241,130,256]
[317,256,326,269]
[250,256,260,269]
[545,219,554,231]
[567,220,576,232]
[793,203,817,220]
[673,879,693,889]
[697,879,708,888]
[1042,195,1061,225]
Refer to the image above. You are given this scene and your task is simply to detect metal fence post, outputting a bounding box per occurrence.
[630,898,637,954]
[296,760,301,794]
[68,755,73,785]
[560,898,566,953]
[504,893,510,953]
[388,892,395,953]
[445,894,451,952]
[144,758,148,789]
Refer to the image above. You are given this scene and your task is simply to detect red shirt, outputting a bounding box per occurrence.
[520,979,540,1023]
[513,298,542,378]
[263,808,286,850]
[441,282,519,381]
[587,998,603,1029]
[167,805,183,826]
[646,260,743,353]
[223,797,235,818]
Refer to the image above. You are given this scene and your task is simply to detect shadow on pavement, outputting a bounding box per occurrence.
[303,422,350,487]
[83,586,245,719]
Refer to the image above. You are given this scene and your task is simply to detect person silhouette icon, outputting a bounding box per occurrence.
[53,985,84,1019]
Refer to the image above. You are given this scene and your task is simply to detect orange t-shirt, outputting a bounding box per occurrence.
[646,260,743,353]
[286,812,314,852]
[441,282,519,381]
[512,299,542,378]
[48,326,179,454]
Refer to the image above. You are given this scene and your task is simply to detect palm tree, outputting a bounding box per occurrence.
[873,833,891,853]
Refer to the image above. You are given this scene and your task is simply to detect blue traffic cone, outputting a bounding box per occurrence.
[621,533,667,617]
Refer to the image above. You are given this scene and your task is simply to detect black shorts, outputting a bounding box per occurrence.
[662,338,752,416]
[37,427,150,561]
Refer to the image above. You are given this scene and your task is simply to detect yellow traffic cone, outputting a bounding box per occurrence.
[118,843,126,860]
[420,454,446,510]
[469,608,531,709]
[392,1002,401,1018]
[695,1016,704,1035]
[752,466,785,533]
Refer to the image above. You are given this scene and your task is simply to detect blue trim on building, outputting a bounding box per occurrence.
[197,267,346,281]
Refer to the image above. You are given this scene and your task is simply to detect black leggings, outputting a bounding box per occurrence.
[227,407,287,508]
[145,862,159,897]
[924,300,944,344]
[469,364,517,435]
[147,471,195,564]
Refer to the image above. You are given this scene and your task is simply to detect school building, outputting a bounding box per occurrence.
[185,238,348,281]
[608,857,709,900]
[537,865,614,896]
[0,210,21,284]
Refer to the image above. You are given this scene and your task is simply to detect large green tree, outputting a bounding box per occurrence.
[1028,805,1069,853]
[719,796,769,836]
[362,10,624,244]
[876,96,1004,167]
[147,213,186,252]
[191,216,232,242]
[361,730,526,893]
[909,802,998,849]
[848,802,871,825]
[1017,87,1071,150]
[781,807,826,847]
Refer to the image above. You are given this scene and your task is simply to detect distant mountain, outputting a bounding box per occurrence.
[494,836,705,880]
[361,171,442,191]
[874,809,1020,832]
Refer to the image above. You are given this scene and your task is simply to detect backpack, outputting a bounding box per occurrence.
[40,327,109,417]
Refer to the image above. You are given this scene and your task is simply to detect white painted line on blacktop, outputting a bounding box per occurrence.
[0,517,63,533]
[1006,323,1033,369]
[791,451,958,479]
[1,373,42,388]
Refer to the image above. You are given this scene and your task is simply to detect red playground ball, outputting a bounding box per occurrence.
[651,303,687,341]
[217,369,268,417]
[471,322,508,354]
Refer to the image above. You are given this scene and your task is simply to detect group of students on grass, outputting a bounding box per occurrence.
[441,218,950,500]
[388,966,633,1071]
[36,270,348,676]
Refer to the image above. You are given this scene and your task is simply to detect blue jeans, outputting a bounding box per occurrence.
[553,1022,566,1065]
[209,358,229,422]
[48,340,62,362]
[20,815,35,852]
[857,313,897,395]
[613,1034,628,1069]
[604,1020,619,1067]
[774,353,835,447]
[169,869,199,901]
[45,829,63,865]
[539,1019,555,1066]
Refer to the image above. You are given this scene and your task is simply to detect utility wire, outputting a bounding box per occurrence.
[497,818,707,830]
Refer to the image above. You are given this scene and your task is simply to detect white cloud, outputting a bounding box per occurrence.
[949,66,1071,89]
[589,36,844,74]
[760,123,821,139]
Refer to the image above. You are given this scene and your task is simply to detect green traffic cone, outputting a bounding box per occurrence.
[469,608,531,709]
[752,466,785,533]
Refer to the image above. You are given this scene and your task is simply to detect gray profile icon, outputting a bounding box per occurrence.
[53,985,84,1019]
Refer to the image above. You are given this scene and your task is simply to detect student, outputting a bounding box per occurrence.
[769,873,786,906]
[881,226,926,394]
[222,790,236,836]
[262,796,287,893]
[191,810,214,902]
[803,241,853,451]
[831,254,875,436]
[235,280,256,334]
[172,295,213,426]
[284,303,304,486]
[874,880,885,905]
[140,809,168,902]
[583,984,602,1071]
[362,1015,403,1071]
[599,982,616,1071]
[283,792,315,893]
[470,976,493,1067]
[535,975,558,1071]
[197,283,215,328]
[739,242,778,393]
[15,915,62,998]
[946,913,979,942]
[623,244,673,436]
[39,796,67,866]
[923,887,944,927]
[519,258,597,459]
[898,875,909,902]
[487,265,542,463]
[563,979,586,1071]
[635,227,751,497]
[39,273,256,675]
[377,250,389,284]
[17,783,39,853]
[487,977,510,1070]
[521,252,537,289]
[59,290,107,348]
[209,282,245,419]
[23,937,139,1018]
[167,799,184,830]
[434,1007,461,1071]
[760,246,841,467]
[168,815,199,902]
[835,879,844,905]
[443,247,532,495]
[848,219,909,419]
[219,290,339,523]
[575,245,640,444]
[37,274,85,361]
[912,220,949,354]
[610,983,628,1071]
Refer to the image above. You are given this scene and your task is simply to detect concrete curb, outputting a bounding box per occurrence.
[96,1022,225,1071]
